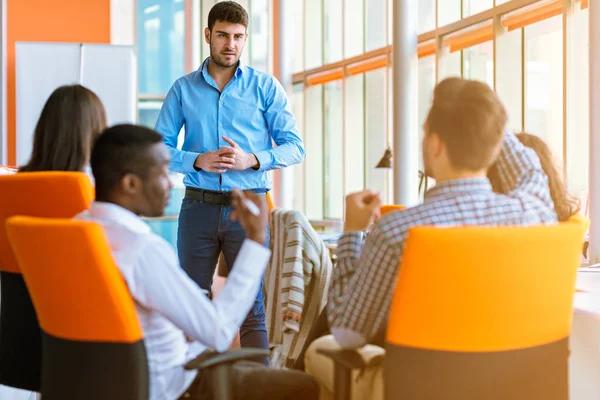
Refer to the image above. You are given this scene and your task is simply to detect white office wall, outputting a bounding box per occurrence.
[111,0,135,45]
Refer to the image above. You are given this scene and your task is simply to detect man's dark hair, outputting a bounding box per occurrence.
[208,1,248,31]
[91,124,164,201]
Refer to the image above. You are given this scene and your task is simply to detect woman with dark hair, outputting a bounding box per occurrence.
[488,132,580,221]
[20,84,107,173]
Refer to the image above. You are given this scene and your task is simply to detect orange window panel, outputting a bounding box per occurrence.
[418,42,436,59]
[306,68,344,86]
[444,25,494,53]
[582,0,588,9]
[502,0,563,32]
[347,55,388,75]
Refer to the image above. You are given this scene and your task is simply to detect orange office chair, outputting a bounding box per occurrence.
[318,216,588,400]
[0,172,93,391]
[385,219,587,400]
[6,217,148,400]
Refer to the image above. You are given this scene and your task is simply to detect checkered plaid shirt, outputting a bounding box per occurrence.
[327,129,558,348]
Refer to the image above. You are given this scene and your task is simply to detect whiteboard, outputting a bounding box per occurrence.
[80,44,137,126]
[15,42,81,165]
[15,42,137,166]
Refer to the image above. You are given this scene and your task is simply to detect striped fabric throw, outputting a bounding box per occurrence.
[265,209,332,368]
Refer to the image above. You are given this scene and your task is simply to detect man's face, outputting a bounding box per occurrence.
[135,143,173,218]
[205,21,248,68]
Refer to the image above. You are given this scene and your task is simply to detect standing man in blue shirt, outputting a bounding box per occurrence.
[154,1,305,365]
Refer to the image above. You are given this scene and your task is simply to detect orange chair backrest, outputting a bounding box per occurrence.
[387,220,587,352]
[0,172,94,273]
[6,216,142,343]
[380,204,406,216]
[266,191,275,211]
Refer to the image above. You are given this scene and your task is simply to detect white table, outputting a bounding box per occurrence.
[571,271,600,400]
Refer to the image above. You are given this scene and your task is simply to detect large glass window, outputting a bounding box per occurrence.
[419,0,436,33]
[250,0,270,73]
[567,5,589,207]
[293,0,304,72]
[438,47,462,80]
[345,74,365,195]
[462,0,493,18]
[305,85,324,219]
[365,68,389,202]
[291,84,306,212]
[438,0,461,27]
[324,80,344,219]
[418,56,436,130]
[344,0,364,59]
[463,41,494,88]
[289,0,589,220]
[496,28,523,132]
[138,0,185,94]
[366,0,386,51]
[524,15,563,169]
[305,0,323,69]
[325,0,343,63]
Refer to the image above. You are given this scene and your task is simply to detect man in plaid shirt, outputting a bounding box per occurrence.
[327,77,558,349]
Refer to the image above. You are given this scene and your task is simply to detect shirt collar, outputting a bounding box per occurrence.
[200,57,245,79]
[424,177,492,200]
[87,201,151,234]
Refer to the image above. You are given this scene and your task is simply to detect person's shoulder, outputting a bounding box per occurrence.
[243,66,279,87]
[171,69,203,90]
[375,202,440,244]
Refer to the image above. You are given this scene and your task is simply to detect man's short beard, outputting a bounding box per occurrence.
[209,37,239,68]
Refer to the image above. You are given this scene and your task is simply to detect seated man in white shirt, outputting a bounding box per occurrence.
[76,124,318,400]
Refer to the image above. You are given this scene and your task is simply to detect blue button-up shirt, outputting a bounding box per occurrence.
[155,58,305,191]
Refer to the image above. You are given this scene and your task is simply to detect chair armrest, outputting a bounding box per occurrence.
[317,348,384,400]
[184,348,270,371]
[317,348,367,370]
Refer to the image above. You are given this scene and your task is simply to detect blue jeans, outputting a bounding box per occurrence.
[177,195,269,366]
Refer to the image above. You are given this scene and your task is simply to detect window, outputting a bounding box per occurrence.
[304,85,324,219]
[324,80,344,218]
[250,0,270,73]
[463,41,494,88]
[496,28,523,132]
[344,0,364,59]
[418,55,436,131]
[293,0,305,72]
[366,0,386,51]
[325,0,343,63]
[438,0,461,27]
[438,47,462,80]
[345,74,365,195]
[138,0,185,95]
[419,0,436,33]
[138,100,163,128]
[524,15,563,169]
[291,84,306,212]
[365,68,389,202]
[305,0,323,69]
[290,0,590,219]
[567,5,589,206]
[462,0,493,17]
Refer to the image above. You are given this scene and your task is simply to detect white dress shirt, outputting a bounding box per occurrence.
[75,202,271,400]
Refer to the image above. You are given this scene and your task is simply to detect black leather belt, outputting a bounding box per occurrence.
[185,187,233,206]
